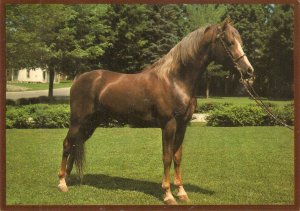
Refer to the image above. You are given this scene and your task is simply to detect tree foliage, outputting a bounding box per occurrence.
[223,4,293,98]
[265,5,294,98]
[6,4,110,96]
[100,4,189,73]
[5,4,294,99]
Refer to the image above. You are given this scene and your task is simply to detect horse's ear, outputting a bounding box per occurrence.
[221,17,233,30]
[204,26,211,33]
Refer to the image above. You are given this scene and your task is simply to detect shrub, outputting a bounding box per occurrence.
[207,104,293,127]
[196,102,233,113]
[6,104,70,129]
[6,96,69,106]
[6,104,124,129]
[6,103,294,128]
[32,104,70,128]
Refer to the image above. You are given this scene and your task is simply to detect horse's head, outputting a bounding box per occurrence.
[211,19,254,81]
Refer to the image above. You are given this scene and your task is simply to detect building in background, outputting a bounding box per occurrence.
[7,68,61,83]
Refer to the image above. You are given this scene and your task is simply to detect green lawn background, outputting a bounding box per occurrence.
[6,126,294,205]
[6,81,73,92]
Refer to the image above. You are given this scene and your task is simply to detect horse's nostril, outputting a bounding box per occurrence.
[247,67,254,76]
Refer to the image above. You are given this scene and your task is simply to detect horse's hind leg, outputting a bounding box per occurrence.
[58,120,97,192]
[58,125,80,192]
[66,151,75,176]
[65,123,97,177]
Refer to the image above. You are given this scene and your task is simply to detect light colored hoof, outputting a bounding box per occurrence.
[58,184,69,192]
[178,194,190,203]
[164,198,178,205]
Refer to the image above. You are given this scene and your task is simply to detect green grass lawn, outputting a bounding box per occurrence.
[197,97,293,107]
[7,81,73,91]
[6,126,294,205]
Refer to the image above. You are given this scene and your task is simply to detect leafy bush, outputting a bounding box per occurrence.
[6,104,125,129]
[196,102,233,113]
[6,104,70,129]
[6,96,69,106]
[207,104,294,127]
[6,103,294,128]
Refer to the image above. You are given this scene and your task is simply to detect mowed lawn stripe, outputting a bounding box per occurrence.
[6,127,293,205]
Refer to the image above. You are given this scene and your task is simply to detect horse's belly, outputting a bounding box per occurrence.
[99,90,157,124]
[103,105,157,127]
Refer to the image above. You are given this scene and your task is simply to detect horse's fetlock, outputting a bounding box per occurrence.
[58,171,66,179]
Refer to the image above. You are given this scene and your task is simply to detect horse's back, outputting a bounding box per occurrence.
[70,69,167,125]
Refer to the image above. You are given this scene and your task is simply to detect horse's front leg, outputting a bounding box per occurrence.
[173,123,190,202]
[161,118,177,205]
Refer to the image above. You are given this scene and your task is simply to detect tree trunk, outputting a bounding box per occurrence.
[48,68,55,99]
[224,77,228,96]
[205,72,210,99]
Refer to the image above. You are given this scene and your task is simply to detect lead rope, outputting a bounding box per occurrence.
[217,33,293,131]
[241,79,293,130]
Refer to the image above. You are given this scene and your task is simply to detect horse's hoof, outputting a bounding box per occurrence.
[58,184,69,192]
[164,198,178,205]
[178,195,190,203]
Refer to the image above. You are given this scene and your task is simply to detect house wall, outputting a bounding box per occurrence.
[16,68,60,83]
[17,68,47,83]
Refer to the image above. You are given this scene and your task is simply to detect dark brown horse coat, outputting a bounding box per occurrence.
[58,19,254,205]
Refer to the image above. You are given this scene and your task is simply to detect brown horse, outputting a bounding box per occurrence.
[58,19,254,205]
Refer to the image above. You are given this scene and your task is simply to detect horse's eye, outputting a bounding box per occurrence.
[227,41,234,47]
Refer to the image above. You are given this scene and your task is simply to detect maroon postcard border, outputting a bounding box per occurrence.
[0,1,299,210]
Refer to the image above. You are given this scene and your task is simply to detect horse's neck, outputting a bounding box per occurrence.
[173,33,212,97]
[151,30,213,97]
[172,54,211,98]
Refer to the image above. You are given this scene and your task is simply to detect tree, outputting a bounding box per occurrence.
[100,4,189,73]
[265,4,293,98]
[6,4,110,97]
[142,4,189,67]
[100,4,150,72]
[222,4,293,98]
[186,4,227,29]
[6,5,49,78]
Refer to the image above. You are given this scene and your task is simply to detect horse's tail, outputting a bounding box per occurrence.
[73,136,85,180]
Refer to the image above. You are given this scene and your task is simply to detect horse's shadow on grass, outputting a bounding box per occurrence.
[68,174,214,200]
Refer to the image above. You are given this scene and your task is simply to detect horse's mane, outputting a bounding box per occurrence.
[143,26,208,78]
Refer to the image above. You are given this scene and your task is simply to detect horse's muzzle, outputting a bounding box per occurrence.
[240,67,254,81]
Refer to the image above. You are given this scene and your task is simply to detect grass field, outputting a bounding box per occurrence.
[6,126,294,205]
[197,97,293,107]
[6,81,73,92]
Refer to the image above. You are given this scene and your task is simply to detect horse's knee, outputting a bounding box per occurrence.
[173,147,182,165]
[173,153,181,165]
[162,154,172,166]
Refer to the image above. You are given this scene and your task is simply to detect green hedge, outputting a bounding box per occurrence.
[6,104,70,129]
[6,103,293,128]
[195,102,233,113]
[207,104,293,127]
[6,104,124,129]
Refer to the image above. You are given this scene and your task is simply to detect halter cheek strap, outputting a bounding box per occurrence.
[215,32,246,79]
